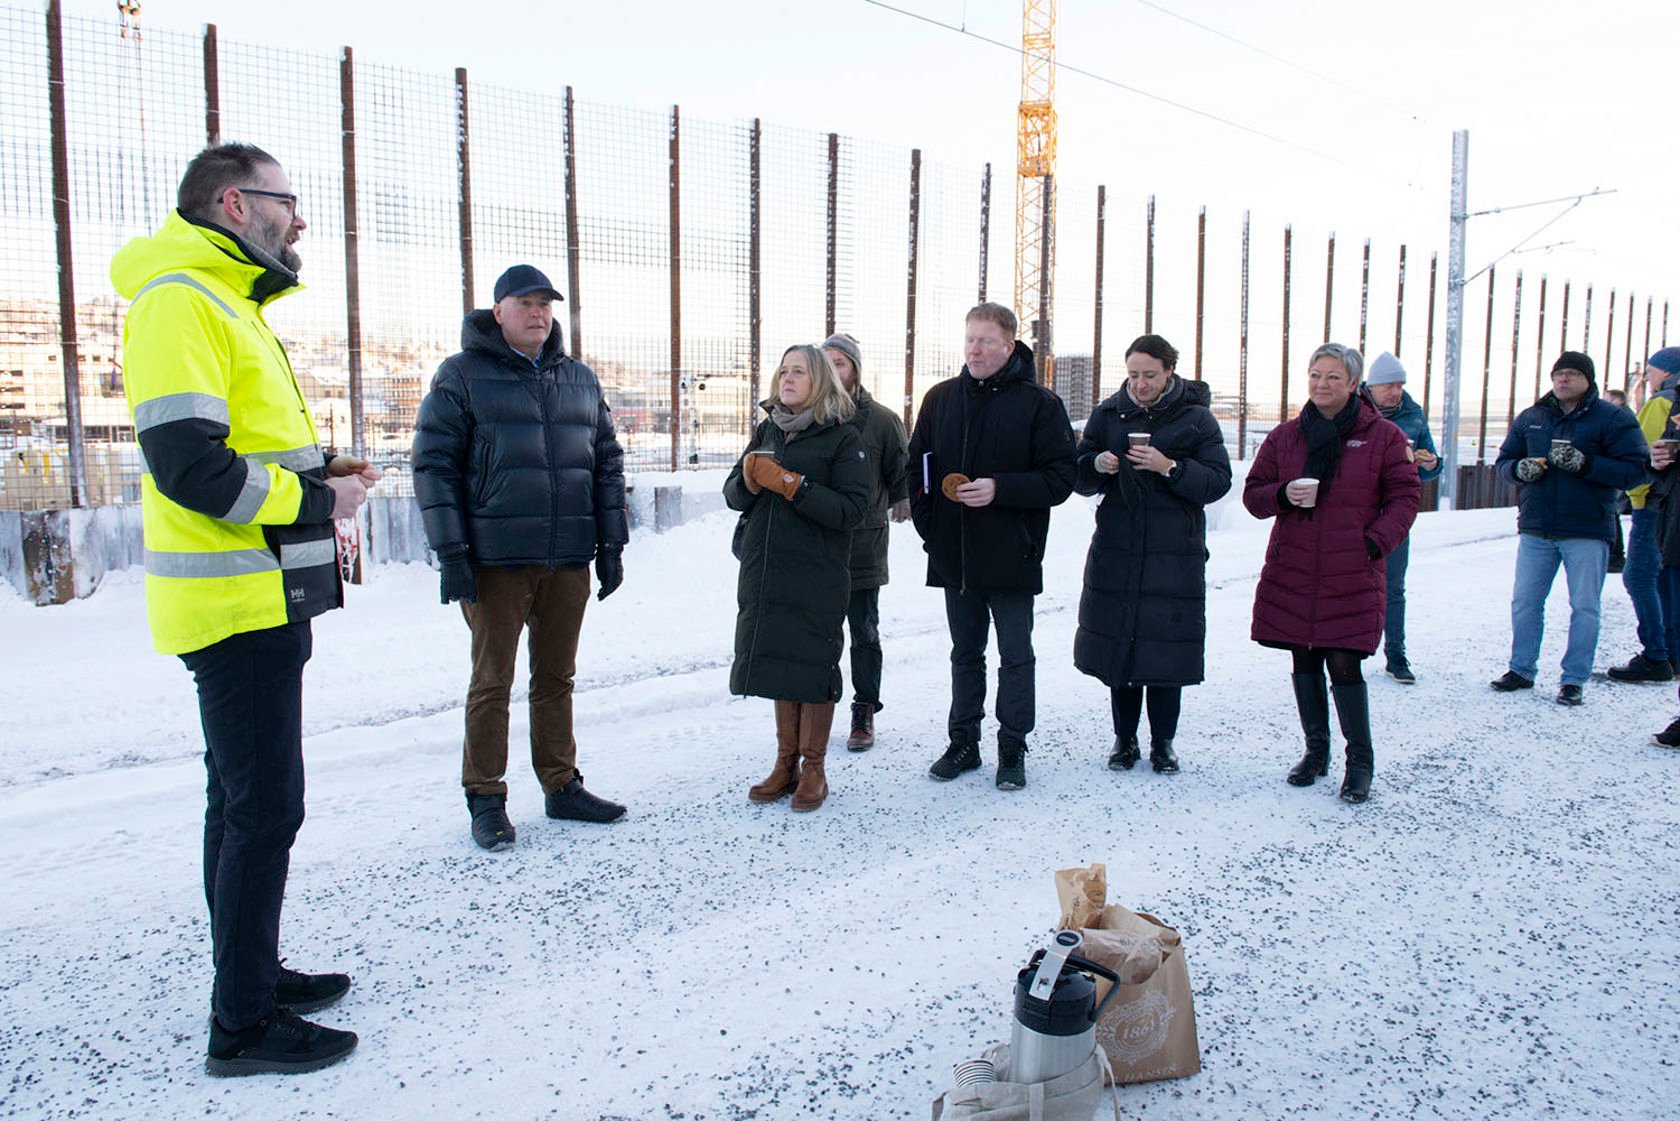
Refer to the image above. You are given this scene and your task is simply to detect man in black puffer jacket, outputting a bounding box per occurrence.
[908,302,1077,791]
[413,265,629,850]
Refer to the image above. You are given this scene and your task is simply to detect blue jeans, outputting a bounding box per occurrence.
[1622,508,1668,661]
[1382,535,1411,661]
[1508,535,1609,686]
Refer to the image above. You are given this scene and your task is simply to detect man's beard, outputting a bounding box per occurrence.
[253,212,302,274]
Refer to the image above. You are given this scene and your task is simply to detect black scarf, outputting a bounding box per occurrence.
[1299,395,1361,502]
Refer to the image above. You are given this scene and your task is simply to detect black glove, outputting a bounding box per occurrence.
[438,549,477,604]
[595,546,624,601]
[1548,443,1586,473]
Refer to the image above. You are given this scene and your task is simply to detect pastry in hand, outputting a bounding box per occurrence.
[941,472,971,501]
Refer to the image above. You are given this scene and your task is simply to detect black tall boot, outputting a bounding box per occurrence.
[1331,682,1373,804]
[1286,672,1331,786]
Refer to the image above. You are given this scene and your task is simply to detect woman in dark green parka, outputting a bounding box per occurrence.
[724,345,870,812]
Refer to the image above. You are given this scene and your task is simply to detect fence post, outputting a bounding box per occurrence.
[202,23,220,146]
[1645,297,1654,374]
[978,162,991,304]
[1092,184,1105,412]
[904,149,921,427]
[1144,194,1155,334]
[749,119,762,429]
[668,105,682,471]
[45,0,87,508]
[1394,245,1407,356]
[339,47,365,456]
[1359,238,1370,353]
[1194,206,1206,381]
[563,87,583,359]
[1507,271,1522,425]
[1037,173,1055,388]
[1323,232,1335,343]
[454,68,474,318]
[826,132,839,338]
[1559,280,1571,352]
[1477,266,1494,464]
[1584,284,1595,353]
[1423,252,1438,420]
[1280,224,1292,421]
[1534,275,1548,402]
[1605,288,1615,385]
[1238,210,1250,460]
[1623,291,1635,391]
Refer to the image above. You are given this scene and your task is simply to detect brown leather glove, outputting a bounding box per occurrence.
[741,453,764,494]
[746,454,804,500]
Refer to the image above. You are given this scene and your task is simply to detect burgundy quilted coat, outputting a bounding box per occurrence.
[1243,399,1421,654]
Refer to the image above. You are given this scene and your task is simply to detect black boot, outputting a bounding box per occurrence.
[466,792,515,851]
[1332,682,1373,804]
[1149,738,1179,774]
[1107,734,1140,771]
[544,771,626,823]
[1287,672,1331,786]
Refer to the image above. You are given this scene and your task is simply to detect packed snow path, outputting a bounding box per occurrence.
[3,491,1677,1119]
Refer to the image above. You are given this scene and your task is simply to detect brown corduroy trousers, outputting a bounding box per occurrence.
[460,564,591,796]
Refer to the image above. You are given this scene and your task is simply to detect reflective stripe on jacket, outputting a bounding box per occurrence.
[112,211,340,655]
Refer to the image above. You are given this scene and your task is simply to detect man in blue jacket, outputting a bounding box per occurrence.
[1363,353,1441,684]
[1490,352,1649,705]
[413,265,630,850]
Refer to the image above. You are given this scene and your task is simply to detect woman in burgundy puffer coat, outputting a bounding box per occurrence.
[1244,343,1420,803]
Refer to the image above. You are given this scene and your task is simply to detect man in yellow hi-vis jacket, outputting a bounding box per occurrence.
[112,143,378,1077]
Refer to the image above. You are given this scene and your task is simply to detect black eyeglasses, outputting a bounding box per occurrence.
[237,187,298,216]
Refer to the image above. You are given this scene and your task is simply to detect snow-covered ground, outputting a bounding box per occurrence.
[3,475,1678,1120]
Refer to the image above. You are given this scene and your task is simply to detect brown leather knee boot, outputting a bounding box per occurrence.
[791,701,834,812]
[749,700,802,802]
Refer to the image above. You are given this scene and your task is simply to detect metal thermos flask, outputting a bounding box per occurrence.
[1008,930,1122,1084]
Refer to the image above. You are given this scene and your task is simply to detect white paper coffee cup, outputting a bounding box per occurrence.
[1128,431,1151,449]
[1292,477,1320,507]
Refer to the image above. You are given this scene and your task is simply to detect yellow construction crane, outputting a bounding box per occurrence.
[1014,0,1057,385]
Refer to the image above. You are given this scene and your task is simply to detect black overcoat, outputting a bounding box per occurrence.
[1072,377,1232,688]
[724,408,871,702]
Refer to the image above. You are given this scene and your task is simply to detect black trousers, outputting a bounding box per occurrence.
[846,587,883,709]
[1110,685,1183,742]
[943,588,1035,749]
[181,621,312,1032]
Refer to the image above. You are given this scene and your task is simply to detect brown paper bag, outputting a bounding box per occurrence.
[1052,867,1201,1085]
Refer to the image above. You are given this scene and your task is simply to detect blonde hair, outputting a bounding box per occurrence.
[778,344,856,426]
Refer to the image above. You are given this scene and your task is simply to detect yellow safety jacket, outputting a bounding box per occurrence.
[1629,394,1673,509]
[112,211,341,655]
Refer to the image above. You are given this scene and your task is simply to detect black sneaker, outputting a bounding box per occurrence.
[206,1007,357,1077]
[1490,670,1535,692]
[1607,653,1675,683]
[544,772,626,823]
[1385,656,1416,684]
[466,792,516,851]
[275,964,351,1015]
[1556,684,1584,706]
[1654,718,1680,748]
[928,741,981,781]
[995,743,1027,791]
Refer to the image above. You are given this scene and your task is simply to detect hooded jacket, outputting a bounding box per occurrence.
[1244,397,1421,654]
[412,312,628,568]
[906,342,1077,595]
[1072,376,1232,688]
[1493,388,1647,542]
[1363,387,1442,485]
[846,385,909,590]
[111,210,339,656]
[1628,368,1680,509]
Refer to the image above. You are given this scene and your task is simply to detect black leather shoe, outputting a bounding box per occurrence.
[275,964,351,1015]
[1385,656,1416,684]
[1490,671,1534,692]
[928,741,981,780]
[1107,735,1140,771]
[1654,718,1680,747]
[1149,739,1179,774]
[1607,653,1674,683]
[544,772,626,823]
[206,1008,357,1077]
[466,792,515,851]
[1555,684,1584,706]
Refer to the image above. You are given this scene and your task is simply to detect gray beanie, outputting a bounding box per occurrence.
[822,332,862,374]
[1366,352,1407,386]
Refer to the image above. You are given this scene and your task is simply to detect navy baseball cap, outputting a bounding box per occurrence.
[493,264,562,303]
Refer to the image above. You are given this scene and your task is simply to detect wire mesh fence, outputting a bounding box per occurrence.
[1,1,1672,512]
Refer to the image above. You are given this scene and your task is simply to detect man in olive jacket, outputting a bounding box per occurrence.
[823,332,909,751]
[413,265,629,851]
[907,303,1077,790]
